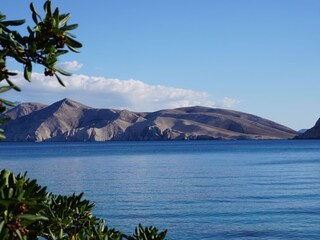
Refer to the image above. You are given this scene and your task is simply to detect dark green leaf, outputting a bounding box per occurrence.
[0,106,6,114]
[54,73,66,87]
[30,2,41,23]
[53,67,71,76]
[24,62,32,81]
[0,98,16,107]
[0,133,6,140]
[1,19,25,26]
[0,220,4,233]
[61,23,79,31]
[32,12,38,24]
[14,56,27,64]
[0,86,12,93]
[6,79,21,91]
[66,44,80,53]
[0,199,19,207]
[59,14,71,27]
[65,36,82,48]
[0,14,6,22]
[0,49,9,59]
[0,117,10,124]
[17,214,49,222]
[27,26,33,34]
[55,50,68,57]
[44,0,52,17]
[66,32,77,38]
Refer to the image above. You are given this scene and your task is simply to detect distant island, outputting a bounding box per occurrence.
[294,118,320,140]
[0,98,304,142]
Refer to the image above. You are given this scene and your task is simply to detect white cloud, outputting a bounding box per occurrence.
[59,61,83,71]
[218,97,240,108]
[5,72,216,111]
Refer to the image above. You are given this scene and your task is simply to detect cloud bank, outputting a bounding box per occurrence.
[5,72,217,111]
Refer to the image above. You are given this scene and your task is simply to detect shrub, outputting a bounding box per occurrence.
[0,169,168,240]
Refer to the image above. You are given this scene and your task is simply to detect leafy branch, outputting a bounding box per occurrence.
[0,0,82,139]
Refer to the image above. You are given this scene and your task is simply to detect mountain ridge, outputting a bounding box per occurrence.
[1,98,298,141]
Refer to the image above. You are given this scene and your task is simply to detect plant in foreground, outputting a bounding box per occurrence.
[0,0,82,140]
[0,169,168,240]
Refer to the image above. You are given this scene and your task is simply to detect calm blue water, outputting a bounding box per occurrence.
[1,140,320,239]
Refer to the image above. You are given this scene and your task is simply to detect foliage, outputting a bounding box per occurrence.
[0,0,82,139]
[0,169,168,240]
[124,225,168,240]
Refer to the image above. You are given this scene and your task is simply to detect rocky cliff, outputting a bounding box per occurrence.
[294,118,320,139]
[1,98,298,141]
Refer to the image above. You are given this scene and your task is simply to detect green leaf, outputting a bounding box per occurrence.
[27,26,33,34]
[1,19,25,26]
[0,98,16,107]
[44,0,52,17]
[0,86,12,93]
[0,118,10,124]
[59,228,64,238]
[0,14,6,22]
[0,49,9,59]
[66,32,77,38]
[15,229,24,240]
[65,36,82,48]
[53,8,60,27]
[0,133,5,140]
[53,67,71,76]
[30,2,41,24]
[66,44,80,53]
[6,71,18,76]
[54,73,66,87]
[0,221,5,233]
[8,188,14,198]
[0,106,6,114]
[0,199,19,207]
[24,62,32,81]
[6,79,21,91]
[59,14,71,27]
[48,228,56,239]
[14,56,27,64]
[61,23,78,31]
[17,214,49,222]
[55,50,68,57]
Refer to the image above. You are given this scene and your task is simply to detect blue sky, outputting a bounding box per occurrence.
[2,0,320,130]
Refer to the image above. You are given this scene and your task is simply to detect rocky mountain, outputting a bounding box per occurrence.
[294,118,320,139]
[1,98,298,141]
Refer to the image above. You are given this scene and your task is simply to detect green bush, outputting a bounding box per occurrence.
[0,169,168,240]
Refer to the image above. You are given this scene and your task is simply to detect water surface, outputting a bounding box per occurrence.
[1,140,320,239]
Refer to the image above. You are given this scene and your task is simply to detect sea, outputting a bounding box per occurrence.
[1,140,320,239]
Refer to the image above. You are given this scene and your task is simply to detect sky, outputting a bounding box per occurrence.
[2,0,320,130]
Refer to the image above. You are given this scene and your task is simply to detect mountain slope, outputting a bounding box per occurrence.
[294,118,320,139]
[1,99,298,141]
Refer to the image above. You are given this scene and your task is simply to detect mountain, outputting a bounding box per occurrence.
[294,118,320,139]
[1,98,298,141]
[4,102,47,119]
